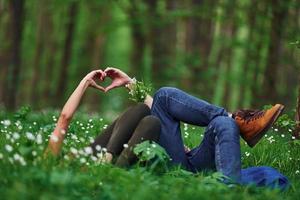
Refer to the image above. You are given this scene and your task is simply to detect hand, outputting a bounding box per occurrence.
[83,70,106,91]
[104,67,133,92]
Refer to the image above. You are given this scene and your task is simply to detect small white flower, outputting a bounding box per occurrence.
[13,132,20,140]
[26,132,35,140]
[5,144,13,152]
[288,129,292,132]
[70,147,78,155]
[13,153,21,160]
[32,151,37,156]
[102,148,107,152]
[100,118,103,122]
[151,144,156,148]
[84,147,93,155]
[95,145,101,151]
[36,134,43,144]
[281,134,285,138]
[292,136,296,140]
[89,119,93,123]
[50,135,59,142]
[296,170,300,174]
[80,157,86,163]
[89,137,95,143]
[245,152,250,157]
[64,155,69,160]
[33,121,37,125]
[71,135,78,140]
[123,144,129,148]
[3,120,11,127]
[274,128,278,132]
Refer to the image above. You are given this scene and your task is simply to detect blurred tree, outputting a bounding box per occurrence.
[3,0,25,111]
[185,0,217,97]
[55,1,78,106]
[263,0,291,102]
[30,0,47,107]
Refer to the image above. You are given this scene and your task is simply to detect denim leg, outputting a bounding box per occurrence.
[151,87,229,169]
[188,116,241,181]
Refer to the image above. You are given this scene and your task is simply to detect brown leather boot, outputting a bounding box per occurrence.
[233,104,284,147]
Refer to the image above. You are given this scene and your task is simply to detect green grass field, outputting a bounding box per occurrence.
[1,107,300,200]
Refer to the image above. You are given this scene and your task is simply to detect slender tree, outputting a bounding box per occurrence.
[55,1,78,106]
[263,0,291,102]
[3,0,25,110]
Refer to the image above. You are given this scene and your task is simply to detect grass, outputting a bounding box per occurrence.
[0,107,300,200]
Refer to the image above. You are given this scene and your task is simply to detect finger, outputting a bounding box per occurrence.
[105,84,117,92]
[92,83,105,92]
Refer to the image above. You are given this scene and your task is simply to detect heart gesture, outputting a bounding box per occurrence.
[103,67,133,92]
[85,67,133,92]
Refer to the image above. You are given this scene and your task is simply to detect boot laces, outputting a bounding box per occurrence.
[234,109,265,123]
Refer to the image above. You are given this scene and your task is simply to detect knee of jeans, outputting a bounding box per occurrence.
[210,116,240,140]
[153,87,178,103]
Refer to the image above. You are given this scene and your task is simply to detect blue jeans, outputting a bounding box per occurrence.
[151,87,241,181]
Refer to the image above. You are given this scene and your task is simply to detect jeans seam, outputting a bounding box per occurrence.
[167,95,224,119]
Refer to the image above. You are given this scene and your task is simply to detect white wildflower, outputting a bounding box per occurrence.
[13,153,21,161]
[89,119,93,123]
[32,151,37,156]
[274,128,278,132]
[5,144,13,152]
[292,136,296,140]
[3,120,11,127]
[13,132,20,140]
[296,170,300,175]
[151,144,156,148]
[50,135,59,142]
[70,147,78,155]
[123,144,129,148]
[281,134,285,138]
[245,152,250,157]
[64,155,69,160]
[95,145,101,151]
[36,134,43,144]
[26,132,35,140]
[288,129,292,132]
[84,147,93,155]
[80,157,86,163]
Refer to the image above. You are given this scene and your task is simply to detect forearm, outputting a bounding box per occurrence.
[46,79,90,156]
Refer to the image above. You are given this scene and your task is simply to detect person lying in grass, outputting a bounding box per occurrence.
[46,67,287,188]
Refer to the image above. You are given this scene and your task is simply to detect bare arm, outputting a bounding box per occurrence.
[46,70,105,156]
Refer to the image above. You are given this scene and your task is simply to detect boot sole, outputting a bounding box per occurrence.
[247,105,285,148]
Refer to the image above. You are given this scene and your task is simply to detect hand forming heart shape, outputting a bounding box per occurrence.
[88,67,132,93]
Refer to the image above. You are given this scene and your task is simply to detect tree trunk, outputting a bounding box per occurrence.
[55,1,78,106]
[148,0,177,88]
[3,0,24,110]
[263,0,290,102]
[127,0,146,77]
[186,0,216,96]
[294,84,300,139]
[30,1,46,108]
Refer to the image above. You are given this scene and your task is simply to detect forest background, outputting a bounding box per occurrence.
[0,0,299,121]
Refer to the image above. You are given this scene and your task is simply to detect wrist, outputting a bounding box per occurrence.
[125,77,137,91]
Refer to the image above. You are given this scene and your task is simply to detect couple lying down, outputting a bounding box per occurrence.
[46,67,289,190]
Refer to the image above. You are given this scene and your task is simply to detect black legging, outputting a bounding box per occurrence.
[89,103,161,167]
